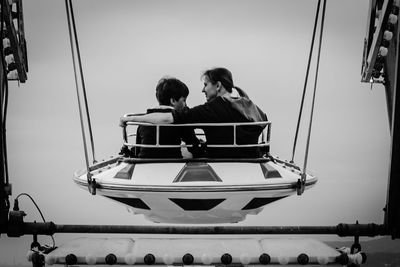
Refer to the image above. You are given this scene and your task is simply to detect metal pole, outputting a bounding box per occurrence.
[385,0,400,238]
[4,221,387,237]
[0,37,7,235]
[0,0,9,234]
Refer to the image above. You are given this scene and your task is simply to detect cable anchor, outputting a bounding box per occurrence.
[87,174,97,195]
[296,173,306,195]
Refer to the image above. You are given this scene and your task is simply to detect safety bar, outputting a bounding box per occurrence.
[122,117,271,149]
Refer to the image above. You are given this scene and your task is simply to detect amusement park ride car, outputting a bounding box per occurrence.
[0,0,399,266]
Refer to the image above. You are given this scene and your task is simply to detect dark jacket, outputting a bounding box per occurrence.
[136,107,200,158]
[172,95,268,158]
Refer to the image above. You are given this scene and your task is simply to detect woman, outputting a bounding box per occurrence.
[120,67,268,158]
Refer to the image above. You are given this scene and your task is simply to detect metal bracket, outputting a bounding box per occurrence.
[296,173,307,195]
[88,178,97,195]
[351,221,362,253]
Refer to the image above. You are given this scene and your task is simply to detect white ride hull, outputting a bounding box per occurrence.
[73,156,317,224]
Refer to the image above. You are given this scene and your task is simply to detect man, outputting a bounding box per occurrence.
[122,77,200,158]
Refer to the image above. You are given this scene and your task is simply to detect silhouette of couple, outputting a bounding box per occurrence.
[120,67,268,159]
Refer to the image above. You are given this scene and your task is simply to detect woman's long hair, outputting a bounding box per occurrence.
[202,67,249,99]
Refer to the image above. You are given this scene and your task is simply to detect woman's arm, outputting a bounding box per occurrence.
[120,112,174,126]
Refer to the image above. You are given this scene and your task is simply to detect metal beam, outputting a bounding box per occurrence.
[384,1,400,237]
[362,0,400,239]
[2,221,387,237]
[361,0,393,82]
[1,0,28,82]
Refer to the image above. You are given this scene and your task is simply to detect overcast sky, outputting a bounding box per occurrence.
[0,0,392,265]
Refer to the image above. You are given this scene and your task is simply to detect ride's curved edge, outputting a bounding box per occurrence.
[72,155,318,224]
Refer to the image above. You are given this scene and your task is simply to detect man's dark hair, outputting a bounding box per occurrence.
[156,77,189,106]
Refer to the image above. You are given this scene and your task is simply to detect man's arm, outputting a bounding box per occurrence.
[120,112,174,126]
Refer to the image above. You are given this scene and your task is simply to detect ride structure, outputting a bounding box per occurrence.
[74,121,317,224]
[361,0,400,238]
[0,0,399,266]
[0,0,28,237]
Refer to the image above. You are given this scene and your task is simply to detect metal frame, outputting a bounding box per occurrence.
[361,0,393,82]
[1,0,28,82]
[361,0,400,238]
[123,120,271,149]
[3,221,387,237]
[1,0,399,241]
[385,11,400,238]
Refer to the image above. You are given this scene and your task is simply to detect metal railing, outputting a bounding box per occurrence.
[122,116,271,149]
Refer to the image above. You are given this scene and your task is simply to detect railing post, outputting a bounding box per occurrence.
[233,125,237,145]
[156,125,160,147]
[122,125,128,143]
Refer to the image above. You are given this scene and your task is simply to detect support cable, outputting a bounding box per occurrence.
[291,0,321,163]
[0,0,9,186]
[2,78,9,185]
[64,0,91,184]
[0,1,11,227]
[66,0,97,164]
[301,0,327,188]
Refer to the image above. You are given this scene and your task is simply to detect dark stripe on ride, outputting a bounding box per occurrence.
[107,196,151,210]
[242,197,287,210]
[169,198,225,210]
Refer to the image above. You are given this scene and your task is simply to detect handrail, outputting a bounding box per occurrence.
[125,121,270,127]
[125,143,269,148]
[122,120,271,149]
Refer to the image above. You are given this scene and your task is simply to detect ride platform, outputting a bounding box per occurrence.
[33,236,364,266]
